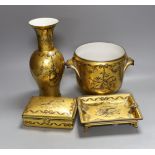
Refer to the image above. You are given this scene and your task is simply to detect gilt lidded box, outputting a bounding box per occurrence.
[22,96,77,129]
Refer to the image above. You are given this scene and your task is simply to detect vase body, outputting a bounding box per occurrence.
[29,18,64,96]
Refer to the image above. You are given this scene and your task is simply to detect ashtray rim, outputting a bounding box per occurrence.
[77,93,143,124]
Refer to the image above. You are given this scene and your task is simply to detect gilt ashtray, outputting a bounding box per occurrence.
[22,96,77,129]
[77,93,143,129]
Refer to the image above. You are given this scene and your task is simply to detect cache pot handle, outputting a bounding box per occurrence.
[65,59,81,79]
[124,57,134,72]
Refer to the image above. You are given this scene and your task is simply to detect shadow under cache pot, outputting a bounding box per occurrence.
[76,114,141,138]
[61,69,86,98]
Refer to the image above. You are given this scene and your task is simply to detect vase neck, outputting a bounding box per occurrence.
[34,26,55,51]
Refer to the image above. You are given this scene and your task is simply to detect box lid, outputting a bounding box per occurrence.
[22,96,77,120]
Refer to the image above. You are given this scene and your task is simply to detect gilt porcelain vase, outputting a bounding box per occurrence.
[29,18,64,96]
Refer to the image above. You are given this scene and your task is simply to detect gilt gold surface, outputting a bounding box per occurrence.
[77,93,143,128]
[29,21,64,96]
[22,96,77,129]
[66,53,134,95]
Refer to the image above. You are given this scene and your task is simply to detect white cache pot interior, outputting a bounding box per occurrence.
[75,42,125,61]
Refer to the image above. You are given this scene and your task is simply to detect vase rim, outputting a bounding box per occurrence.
[29,17,59,27]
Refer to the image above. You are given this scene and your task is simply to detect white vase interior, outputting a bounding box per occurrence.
[75,42,125,61]
[29,18,59,27]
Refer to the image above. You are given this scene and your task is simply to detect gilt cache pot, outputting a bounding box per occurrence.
[66,42,134,95]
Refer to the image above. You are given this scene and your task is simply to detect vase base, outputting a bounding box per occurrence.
[39,93,61,97]
[39,89,61,97]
